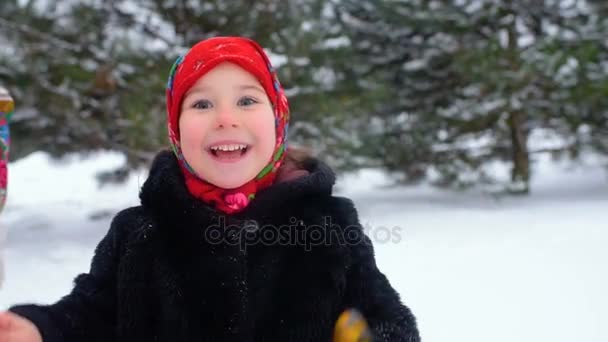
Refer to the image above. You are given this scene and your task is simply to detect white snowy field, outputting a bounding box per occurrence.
[0,150,607,342]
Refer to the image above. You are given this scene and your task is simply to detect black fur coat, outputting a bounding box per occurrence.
[10,151,420,342]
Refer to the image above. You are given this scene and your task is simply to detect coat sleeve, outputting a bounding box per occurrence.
[8,207,138,342]
[335,197,421,342]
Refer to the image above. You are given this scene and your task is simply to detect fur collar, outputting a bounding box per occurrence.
[139,150,336,224]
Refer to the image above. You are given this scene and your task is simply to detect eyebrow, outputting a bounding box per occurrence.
[184,86,211,98]
[238,85,265,94]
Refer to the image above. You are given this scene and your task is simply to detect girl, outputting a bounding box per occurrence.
[0,37,420,342]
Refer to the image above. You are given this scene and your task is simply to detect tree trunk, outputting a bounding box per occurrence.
[507,110,530,193]
[505,0,530,194]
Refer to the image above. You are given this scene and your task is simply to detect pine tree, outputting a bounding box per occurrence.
[337,0,608,192]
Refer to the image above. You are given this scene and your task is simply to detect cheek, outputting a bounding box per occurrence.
[179,114,208,147]
[250,112,276,154]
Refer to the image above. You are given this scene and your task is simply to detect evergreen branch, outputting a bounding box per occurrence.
[0,17,81,53]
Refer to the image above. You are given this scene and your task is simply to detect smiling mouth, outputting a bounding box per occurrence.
[208,144,250,161]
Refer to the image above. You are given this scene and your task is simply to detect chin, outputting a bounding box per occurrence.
[207,175,253,189]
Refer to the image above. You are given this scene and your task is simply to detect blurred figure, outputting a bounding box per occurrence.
[0,86,13,288]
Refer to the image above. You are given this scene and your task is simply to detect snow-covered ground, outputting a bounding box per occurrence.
[1,150,607,342]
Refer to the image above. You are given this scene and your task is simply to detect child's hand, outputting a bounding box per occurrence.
[0,311,42,342]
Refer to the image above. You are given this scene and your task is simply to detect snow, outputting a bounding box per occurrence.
[0,151,146,305]
[264,50,288,69]
[322,36,351,49]
[1,150,607,342]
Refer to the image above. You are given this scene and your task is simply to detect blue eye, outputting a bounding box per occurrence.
[192,100,212,110]
[238,97,258,107]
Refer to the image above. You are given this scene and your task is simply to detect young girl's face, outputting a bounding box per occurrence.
[178,62,276,189]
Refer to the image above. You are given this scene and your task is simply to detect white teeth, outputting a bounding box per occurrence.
[211,144,247,152]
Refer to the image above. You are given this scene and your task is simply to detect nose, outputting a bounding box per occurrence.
[215,106,239,129]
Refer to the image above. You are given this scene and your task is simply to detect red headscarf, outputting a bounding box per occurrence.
[166,37,290,214]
